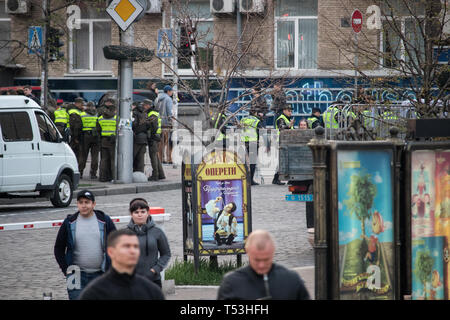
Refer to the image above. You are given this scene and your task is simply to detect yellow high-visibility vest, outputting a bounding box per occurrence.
[307,117,318,129]
[240,116,260,142]
[148,110,162,134]
[322,107,339,129]
[98,115,117,136]
[275,114,293,132]
[54,108,69,127]
[81,112,98,131]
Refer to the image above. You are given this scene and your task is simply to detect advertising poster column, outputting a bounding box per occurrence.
[408,144,450,300]
[193,149,251,257]
[334,146,396,299]
[182,156,194,260]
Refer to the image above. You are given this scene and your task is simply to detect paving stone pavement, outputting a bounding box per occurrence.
[0,155,315,300]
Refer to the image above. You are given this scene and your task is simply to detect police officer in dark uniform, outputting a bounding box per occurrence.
[240,107,265,185]
[132,101,149,173]
[307,107,324,129]
[79,102,100,179]
[97,100,118,182]
[272,104,294,185]
[54,103,70,142]
[146,100,165,181]
[68,98,85,171]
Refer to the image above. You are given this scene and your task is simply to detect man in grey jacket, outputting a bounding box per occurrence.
[126,198,171,288]
[156,85,174,164]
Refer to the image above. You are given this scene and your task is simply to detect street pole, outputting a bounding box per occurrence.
[354,32,358,100]
[116,26,134,183]
[41,0,49,107]
[170,3,178,130]
[236,0,241,68]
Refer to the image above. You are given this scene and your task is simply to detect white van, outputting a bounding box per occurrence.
[0,96,80,207]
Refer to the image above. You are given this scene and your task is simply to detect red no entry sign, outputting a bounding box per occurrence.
[351,9,363,33]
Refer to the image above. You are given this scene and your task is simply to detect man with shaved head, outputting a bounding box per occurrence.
[217,230,310,300]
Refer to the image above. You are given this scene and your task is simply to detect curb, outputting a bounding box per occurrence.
[77,182,181,197]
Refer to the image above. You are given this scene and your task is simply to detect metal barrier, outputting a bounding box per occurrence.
[0,208,170,231]
[323,103,421,141]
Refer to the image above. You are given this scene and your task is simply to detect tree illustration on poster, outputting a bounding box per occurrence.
[182,148,252,273]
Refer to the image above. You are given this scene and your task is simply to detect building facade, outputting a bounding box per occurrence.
[1,0,448,117]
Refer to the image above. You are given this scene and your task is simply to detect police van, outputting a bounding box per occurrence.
[0,96,79,207]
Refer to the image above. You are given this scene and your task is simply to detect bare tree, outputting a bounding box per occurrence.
[135,0,300,145]
[320,0,449,119]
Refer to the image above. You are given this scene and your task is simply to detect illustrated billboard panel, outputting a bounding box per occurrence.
[337,149,395,299]
[411,150,450,300]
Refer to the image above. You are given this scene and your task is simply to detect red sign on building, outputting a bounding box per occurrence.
[351,9,363,33]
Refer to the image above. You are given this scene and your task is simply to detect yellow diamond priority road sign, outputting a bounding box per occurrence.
[106,0,144,32]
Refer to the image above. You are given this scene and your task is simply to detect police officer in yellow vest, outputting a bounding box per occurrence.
[79,102,99,180]
[240,107,265,185]
[307,108,324,129]
[212,111,228,147]
[54,103,70,142]
[146,100,165,181]
[97,100,118,182]
[322,102,341,129]
[273,104,294,185]
[68,98,85,167]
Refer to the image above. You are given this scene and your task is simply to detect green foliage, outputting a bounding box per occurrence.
[343,171,377,236]
[165,258,243,285]
[414,249,434,287]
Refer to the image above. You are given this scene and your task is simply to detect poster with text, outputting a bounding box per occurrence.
[196,150,249,255]
[337,150,394,300]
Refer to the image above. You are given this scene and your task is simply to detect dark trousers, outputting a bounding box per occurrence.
[133,143,147,172]
[306,201,315,228]
[245,142,258,182]
[149,141,165,179]
[70,139,83,168]
[99,137,116,182]
[79,132,99,177]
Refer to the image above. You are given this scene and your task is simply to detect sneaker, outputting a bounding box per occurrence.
[90,175,98,180]
[251,181,260,185]
[272,180,285,185]
[148,176,158,181]
[158,176,166,180]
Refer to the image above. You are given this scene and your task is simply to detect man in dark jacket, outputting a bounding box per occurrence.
[307,107,325,129]
[54,190,117,300]
[217,230,310,300]
[79,229,165,300]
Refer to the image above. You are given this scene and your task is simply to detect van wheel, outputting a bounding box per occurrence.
[50,174,73,207]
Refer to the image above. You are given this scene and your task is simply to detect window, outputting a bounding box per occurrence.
[0,112,33,141]
[381,1,425,68]
[0,1,11,66]
[176,0,214,70]
[35,112,60,142]
[69,6,111,73]
[275,0,318,69]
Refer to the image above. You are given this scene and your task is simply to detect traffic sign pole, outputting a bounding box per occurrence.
[116,26,134,184]
[351,9,363,100]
